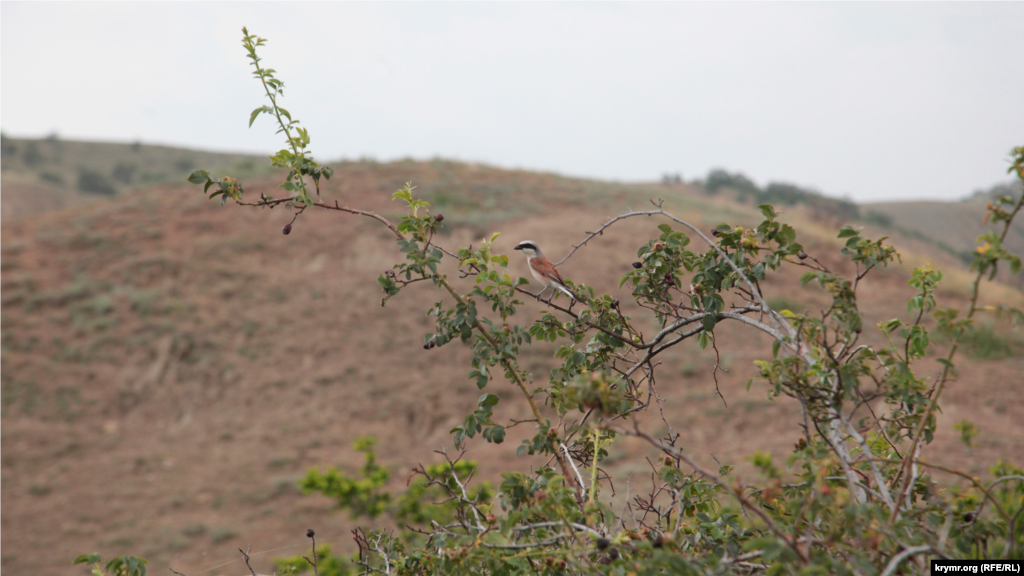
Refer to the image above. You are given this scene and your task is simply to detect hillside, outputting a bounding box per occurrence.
[862,182,1024,287]
[0,136,272,221]
[3,149,1024,575]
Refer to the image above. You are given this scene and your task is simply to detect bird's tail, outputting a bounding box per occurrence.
[555,283,587,304]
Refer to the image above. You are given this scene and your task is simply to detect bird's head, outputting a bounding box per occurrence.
[514,240,540,258]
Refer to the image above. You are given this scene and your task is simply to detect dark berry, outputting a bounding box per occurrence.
[306,529,315,538]
[435,214,444,222]
[797,250,808,260]
[282,223,292,235]
[632,262,643,269]
[596,538,609,550]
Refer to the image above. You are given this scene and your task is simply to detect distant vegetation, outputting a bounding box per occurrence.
[0,133,271,195]
[76,167,117,196]
[969,180,1024,202]
[699,168,860,223]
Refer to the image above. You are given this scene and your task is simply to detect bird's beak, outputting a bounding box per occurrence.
[513,245,523,251]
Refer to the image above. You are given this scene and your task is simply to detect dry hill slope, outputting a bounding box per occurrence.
[3,160,1023,575]
[0,136,270,222]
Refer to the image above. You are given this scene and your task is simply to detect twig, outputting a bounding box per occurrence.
[879,545,931,576]
[312,201,405,239]
[561,443,587,493]
[238,545,257,576]
[304,529,319,576]
[620,423,809,564]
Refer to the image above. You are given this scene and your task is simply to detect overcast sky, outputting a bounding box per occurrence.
[2,2,1022,202]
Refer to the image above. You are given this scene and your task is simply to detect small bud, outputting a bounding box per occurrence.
[282,223,292,235]
[435,214,445,222]
[653,242,663,251]
[306,529,315,538]
[797,250,808,260]
[632,262,643,269]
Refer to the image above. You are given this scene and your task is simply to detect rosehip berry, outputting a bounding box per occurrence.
[435,214,444,222]
[306,529,315,538]
[797,250,808,260]
[632,262,643,269]
[282,223,292,235]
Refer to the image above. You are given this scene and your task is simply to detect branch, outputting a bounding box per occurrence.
[312,201,405,239]
[879,545,931,576]
[561,443,588,494]
[619,423,809,564]
[891,188,1024,524]
[432,274,585,505]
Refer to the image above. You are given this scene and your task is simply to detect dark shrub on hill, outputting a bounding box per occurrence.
[112,163,136,184]
[23,141,44,167]
[704,168,760,200]
[765,182,860,222]
[77,168,117,196]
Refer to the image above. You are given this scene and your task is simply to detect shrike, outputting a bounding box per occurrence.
[513,240,584,304]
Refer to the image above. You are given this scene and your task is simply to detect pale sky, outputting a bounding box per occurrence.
[2,2,1022,202]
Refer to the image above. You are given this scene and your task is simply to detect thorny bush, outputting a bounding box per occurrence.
[83,28,1024,576]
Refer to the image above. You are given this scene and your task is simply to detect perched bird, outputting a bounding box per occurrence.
[514,240,584,304]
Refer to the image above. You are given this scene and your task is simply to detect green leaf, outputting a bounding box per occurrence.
[837,225,860,238]
[187,170,210,185]
[486,425,506,444]
[701,312,717,333]
[249,106,265,128]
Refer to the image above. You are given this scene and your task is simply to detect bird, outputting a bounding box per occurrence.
[513,240,584,304]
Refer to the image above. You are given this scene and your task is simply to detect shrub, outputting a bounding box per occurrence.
[864,209,894,227]
[112,162,137,184]
[39,170,65,185]
[23,141,43,166]
[136,29,1024,576]
[77,168,117,195]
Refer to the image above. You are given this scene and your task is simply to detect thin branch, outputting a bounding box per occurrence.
[561,442,588,493]
[238,545,257,576]
[879,545,931,576]
[620,423,809,564]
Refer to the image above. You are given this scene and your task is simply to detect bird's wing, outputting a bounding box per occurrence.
[531,257,566,285]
